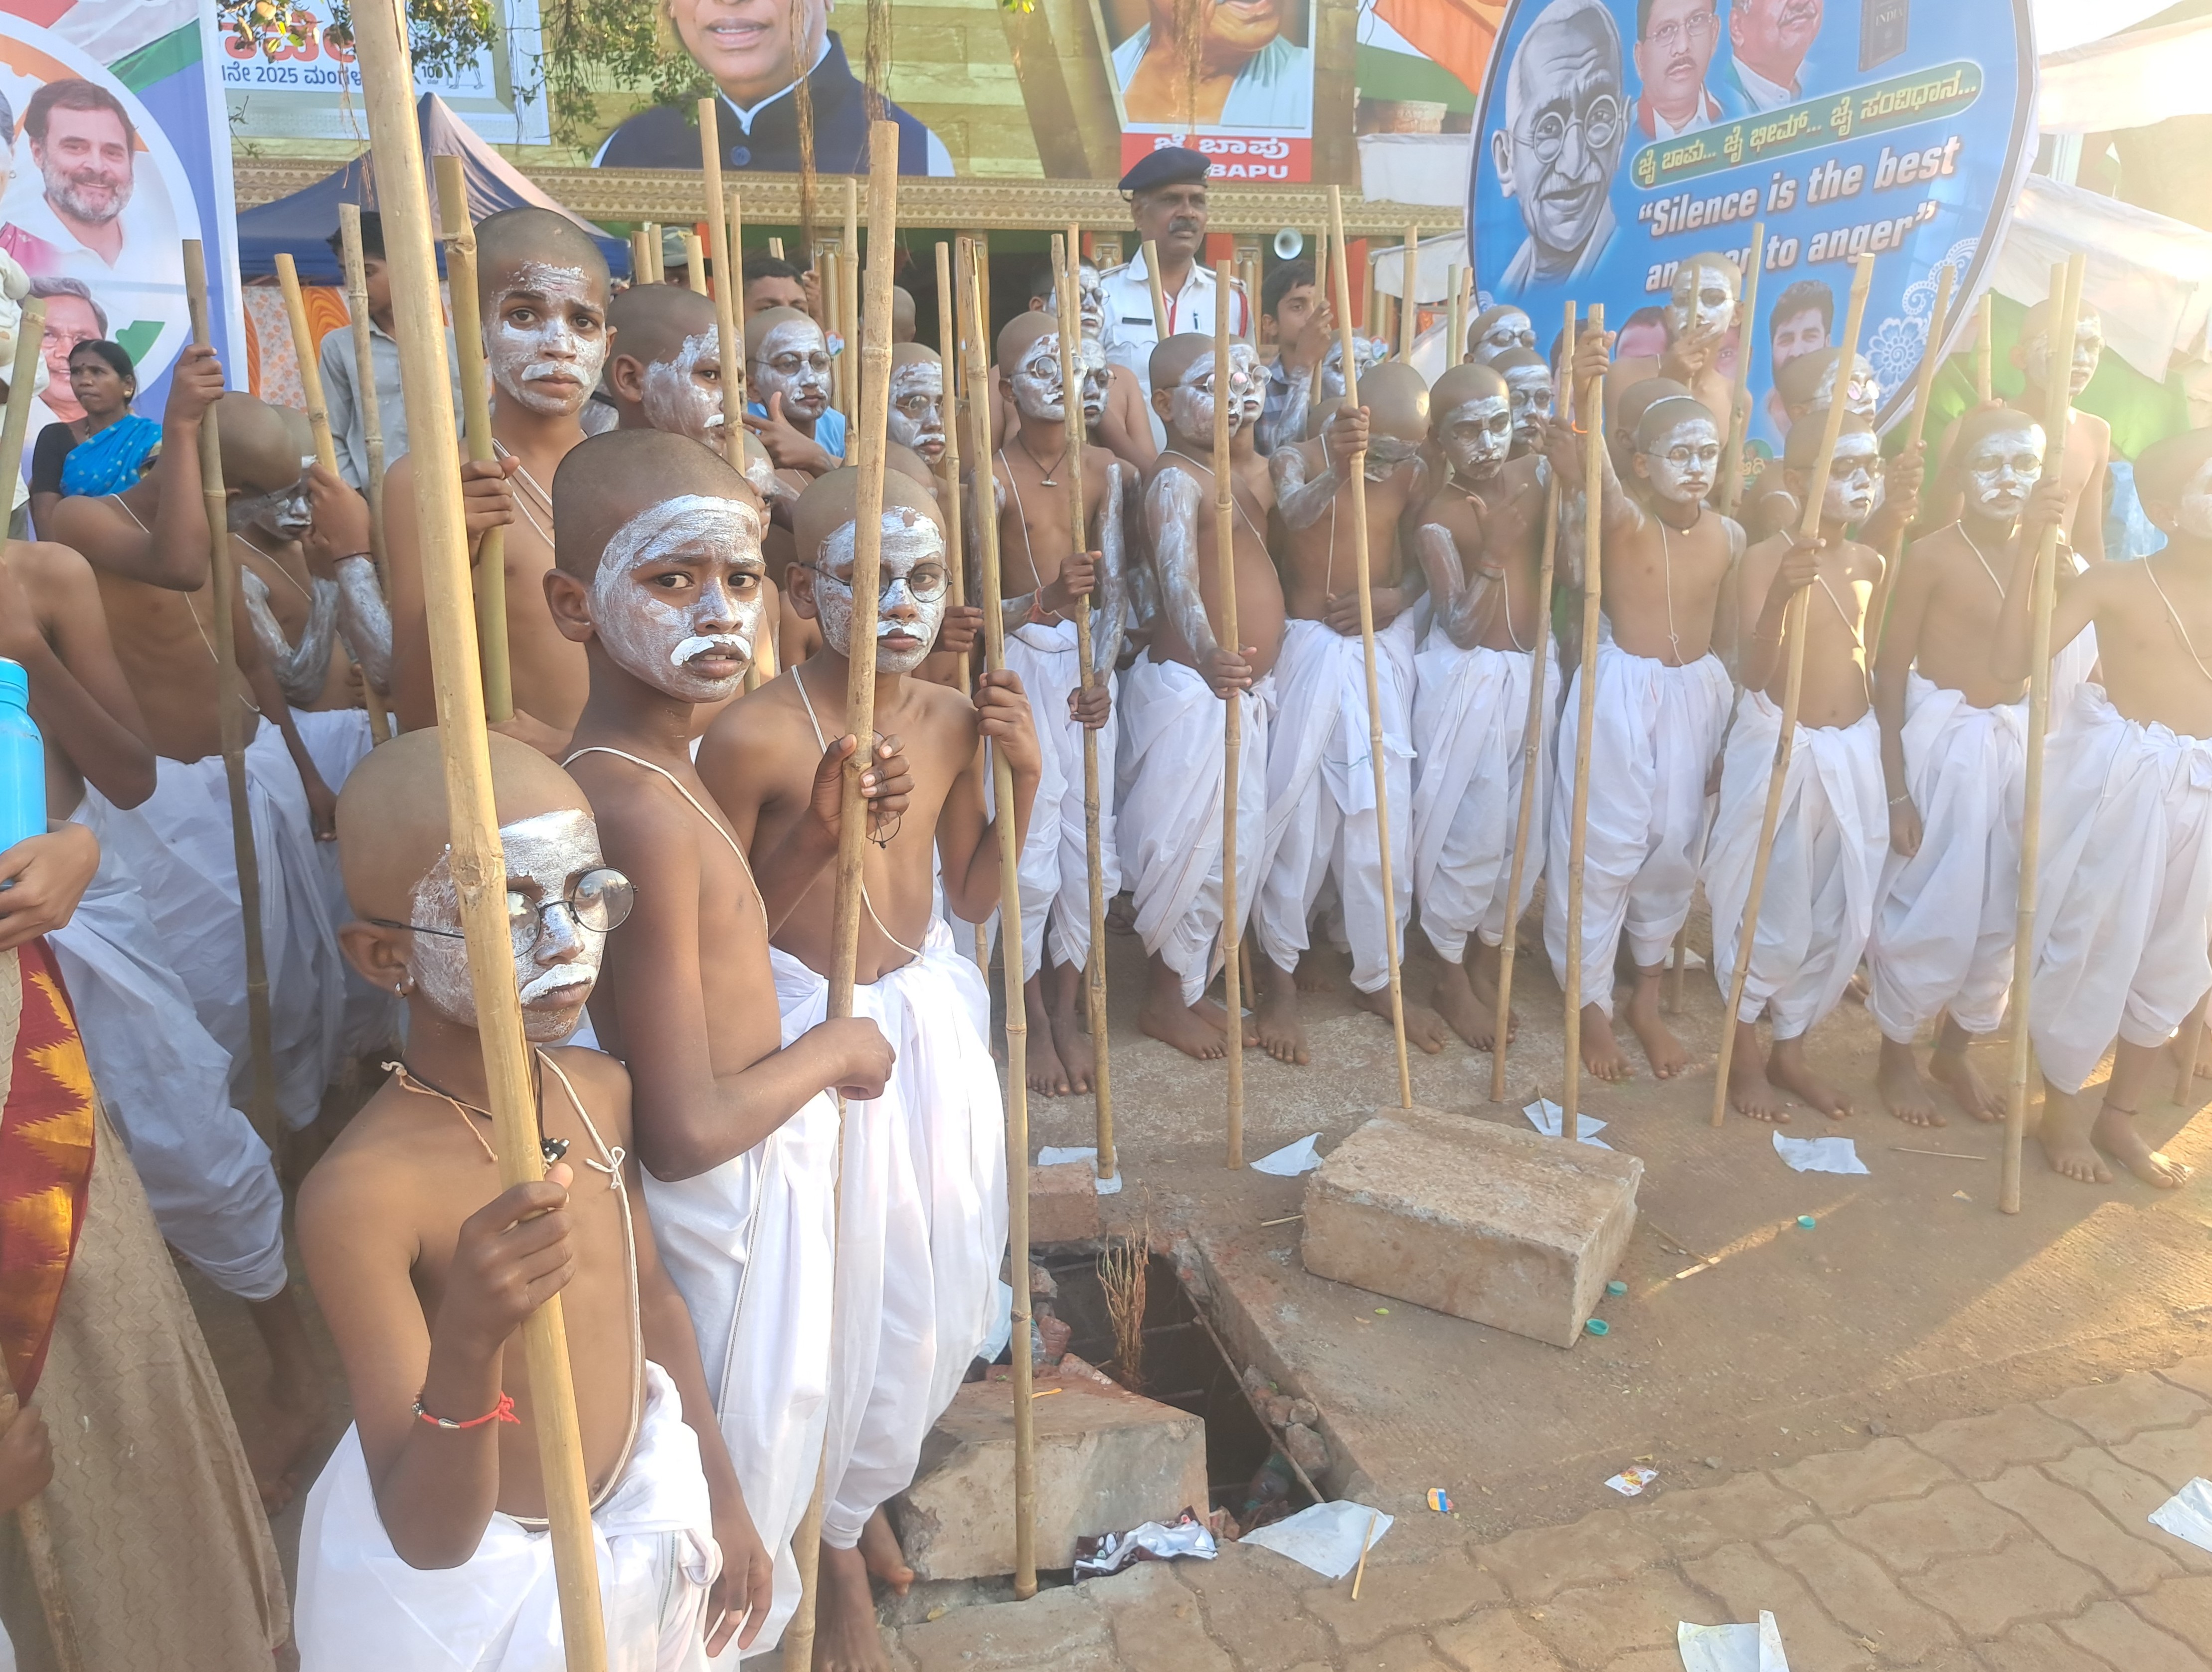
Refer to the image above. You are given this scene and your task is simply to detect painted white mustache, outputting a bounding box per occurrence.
[672,632,749,666]
[519,964,596,1005]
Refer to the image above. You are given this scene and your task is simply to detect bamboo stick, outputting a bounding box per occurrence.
[642,223,663,284]
[628,229,650,287]
[1864,260,1954,648]
[1444,264,1462,371]
[2007,255,2086,1210]
[1713,224,1766,520]
[1361,249,1376,341]
[821,248,844,417]
[1560,302,1605,1142]
[1710,253,1875,1128]
[1491,300,1573,1103]
[434,157,513,724]
[275,252,391,743]
[1052,233,1117,1181]
[349,6,607,1664]
[681,229,706,295]
[963,237,1039,1599]
[1141,238,1171,343]
[1327,187,1412,1110]
[1211,258,1246,1166]
[844,177,861,419]
[952,239,991,977]
[769,235,785,261]
[180,252,280,1149]
[698,104,745,469]
[726,189,748,390]
[0,1353,79,1672]
[340,206,393,602]
[1975,290,1992,404]
[1399,225,1419,360]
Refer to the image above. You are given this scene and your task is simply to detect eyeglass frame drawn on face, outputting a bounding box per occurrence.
[800,558,953,605]
[369,865,637,941]
[1523,91,1622,164]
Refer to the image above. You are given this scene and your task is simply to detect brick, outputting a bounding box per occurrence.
[1519,1570,1716,1667]
[1633,1473,1817,1559]
[2113,1419,2212,1493]
[2042,1375,2209,1445]
[1777,1439,1960,1516]
[1912,1405,2090,1482]
[1086,1561,1232,1672]
[1977,1465,2181,1595]
[1181,1541,1336,1672]
[1974,1624,2108,1672]
[1030,1161,1102,1244]
[1833,1484,2025,1574]
[1767,1522,1960,1664]
[1681,1543,1873,1672]
[2135,1576,2212,1654]
[2045,1448,2212,1576]
[2161,1355,2212,1401]
[1899,1542,2103,1639]
[902,1586,1117,1672]
[1301,1107,1643,1348]
[2055,1601,2212,1672]
[1302,1551,1502,1652]
[1430,1610,1570,1671]
[891,1369,1207,1580]
[1475,1508,1664,1604]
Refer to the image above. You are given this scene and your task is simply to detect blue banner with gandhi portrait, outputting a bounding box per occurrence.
[1467,0,2036,457]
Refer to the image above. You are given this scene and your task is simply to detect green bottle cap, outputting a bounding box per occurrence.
[1585,1318,1610,1336]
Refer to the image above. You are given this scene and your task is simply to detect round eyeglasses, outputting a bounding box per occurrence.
[370,866,636,942]
[803,560,952,604]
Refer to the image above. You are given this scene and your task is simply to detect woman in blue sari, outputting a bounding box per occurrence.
[30,340,158,536]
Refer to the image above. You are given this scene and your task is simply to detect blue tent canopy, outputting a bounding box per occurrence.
[235,93,630,284]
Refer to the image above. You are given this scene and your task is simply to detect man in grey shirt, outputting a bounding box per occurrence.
[316,212,461,488]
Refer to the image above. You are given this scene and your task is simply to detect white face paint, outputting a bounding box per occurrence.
[486,261,606,417]
[886,360,946,461]
[1164,349,1251,445]
[1318,336,1386,401]
[1667,260,1737,344]
[1504,365,1554,450]
[639,329,724,447]
[1008,333,1066,424]
[232,466,314,540]
[2179,458,2212,541]
[408,808,609,1042]
[1638,412,1722,504]
[752,318,832,421]
[1472,310,1535,364]
[589,494,765,701]
[1964,423,2043,519]
[1231,342,1263,430]
[1441,395,1513,479]
[812,510,950,673]
[1819,435,1882,524]
[1812,353,1879,421]
[2028,316,2104,398]
[1364,433,1422,479]
[1079,338,1110,427]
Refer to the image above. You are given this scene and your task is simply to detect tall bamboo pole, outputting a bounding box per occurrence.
[434,157,513,724]
[339,206,392,596]
[1864,260,1954,646]
[1327,187,1412,1110]
[2005,254,2086,1210]
[1444,264,1463,371]
[1140,238,1171,342]
[641,223,663,284]
[699,101,745,469]
[951,239,990,976]
[181,253,280,1148]
[1052,234,1117,1181]
[726,190,748,347]
[349,4,606,1665]
[1975,291,1993,404]
[629,229,650,287]
[1398,225,1419,360]
[843,176,862,419]
[1713,224,1766,521]
[1491,300,1573,1103]
[1710,253,1875,1128]
[963,239,1039,1598]
[1212,258,1246,1167]
[681,230,706,295]
[1559,302,1607,1141]
[822,248,845,417]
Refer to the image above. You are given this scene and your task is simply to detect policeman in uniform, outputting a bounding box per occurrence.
[1096,146,1252,397]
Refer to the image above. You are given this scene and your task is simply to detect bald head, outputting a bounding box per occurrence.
[1432,362,1512,478]
[1149,332,1214,394]
[1615,376,1693,452]
[1953,405,2045,464]
[891,286,916,343]
[1359,360,1432,445]
[1468,303,1537,365]
[885,442,940,502]
[607,284,716,370]
[1433,361,1509,413]
[887,343,947,461]
[475,207,610,308]
[2135,426,2212,536]
[1784,408,1873,470]
[792,467,950,671]
[745,305,820,363]
[794,466,945,565]
[997,311,1060,374]
[552,428,759,582]
[219,393,309,496]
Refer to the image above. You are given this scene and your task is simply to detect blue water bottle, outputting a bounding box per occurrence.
[0,660,46,855]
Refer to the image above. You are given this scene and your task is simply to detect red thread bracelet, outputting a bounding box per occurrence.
[414,1390,520,1430]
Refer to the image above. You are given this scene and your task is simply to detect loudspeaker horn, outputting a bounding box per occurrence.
[1273,227,1304,260]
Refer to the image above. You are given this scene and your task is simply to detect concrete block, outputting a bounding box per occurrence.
[1030,1160,1100,1244]
[1300,1106,1642,1348]
[890,1363,1208,1580]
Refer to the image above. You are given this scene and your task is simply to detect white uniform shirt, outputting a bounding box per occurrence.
[1097,250,1253,394]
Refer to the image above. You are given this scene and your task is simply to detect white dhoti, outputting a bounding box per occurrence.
[1542,640,1732,1014]
[47,795,289,1302]
[1705,693,1886,1037]
[1116,652,1273,1006]
[1258,615,1417,996]
[1410,634,1559,964]
[1003,621,1120,974]
[2029,683,2212,1094]
[87,721,343,1129]
[770,922,1006,1548]
[1866,673,2026,1042]
[295,1361,719,1672]
[294,707,399,1058]
[643,1095,838,1662]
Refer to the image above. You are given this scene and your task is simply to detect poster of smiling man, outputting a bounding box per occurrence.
[1470,0,2036,453]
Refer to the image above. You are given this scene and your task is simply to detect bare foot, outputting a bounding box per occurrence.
[1844,969,1871,1004]
[858,1508,914,1597]
[1877,1038,1946,1127]
[1578,1003,1635,1081]
[1192,994,1258,1047]
[1294,949,1335,993]
[1356,985,1449,1053]
[1138,993,1226,1059]
[1623,974,1689,1078]
[1431,959,1502,1051]
[2093,1102,2194,1187]
[1023,977,1071,1095]
[1769,1036,1854,1119]
[1256,966,1310,1065]
[1046,987,1095,1095]
[812,1542,890,1672]
[2039,1082,2112,1183]
[1727,1022,1790,1122]
[245,1290,326,1510]
[1106,892,1136,935]
[1928,1047,2006,1123]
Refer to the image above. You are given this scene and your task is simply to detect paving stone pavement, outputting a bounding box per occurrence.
[878,1357,2212,1671]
